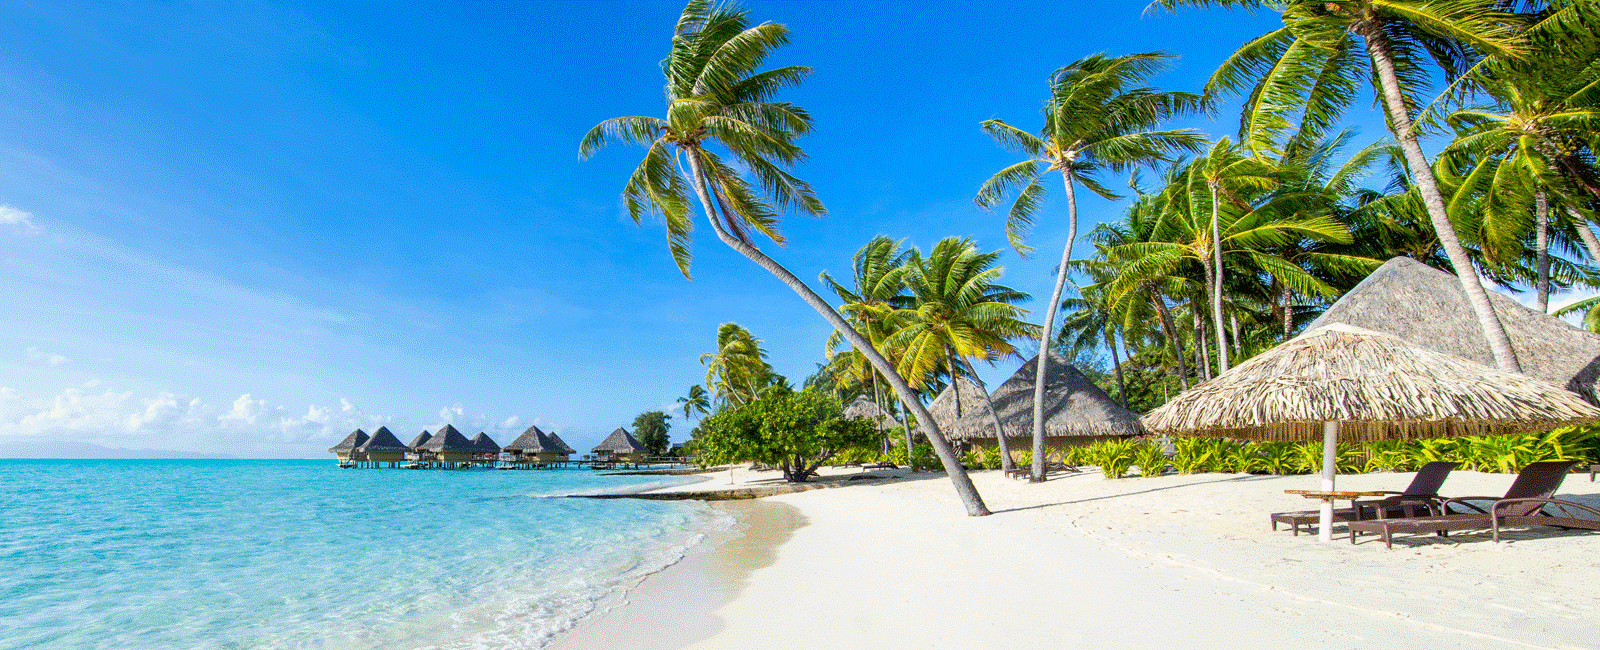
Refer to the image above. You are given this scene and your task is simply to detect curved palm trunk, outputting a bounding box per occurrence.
[1209,183,1229,371]
[952,350,1012,472]
[681,150,990,515]
[1364,27,1521,373]
[1030,172,1079,483]
[897,399,914,472]
[1567,205,1600,265]
[1150,287,1188,390]
[1535,188,1550,313]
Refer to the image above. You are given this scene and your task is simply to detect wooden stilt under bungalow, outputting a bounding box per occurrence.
[328,429,369,467]
[357,426,411,468]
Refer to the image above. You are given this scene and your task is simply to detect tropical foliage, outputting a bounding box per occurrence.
[692,386,880,482]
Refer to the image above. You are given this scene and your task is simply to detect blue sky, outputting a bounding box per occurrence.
[0,1,1518,457]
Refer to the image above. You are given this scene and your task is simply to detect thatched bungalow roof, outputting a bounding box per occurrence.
[328,429,368,454]
[408,430,433,451]
[469,432,500,453]
[501,425,551,453]
[843,396,899,431]
[592,427,645,454]
[1307,256,1600,401]
[545,432,577,455]
[925,376,992,434]
[358,426,411,454]
[419,424,476,452]
[1143,323,1600,442]
[949,352,1145,440]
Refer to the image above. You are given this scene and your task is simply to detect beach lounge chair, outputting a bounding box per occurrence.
[1347,460,1579,548]
[1270,461,1458,536]
[1005,461,1081,481]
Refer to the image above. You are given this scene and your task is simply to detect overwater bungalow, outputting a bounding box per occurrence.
[406,430,433,465]
[545,431,577,458]
[418,424,477,468]
[328,429,369,467]
[591,427,646,463]
[357,426,411,468]
[469,432,500,466]
[501,425,569,467]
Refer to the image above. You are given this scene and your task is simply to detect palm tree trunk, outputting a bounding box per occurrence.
[1029,171,1080,483]
[1209,182,1229,371]
[1567,205,1600,264]
[951,349,1012,472]
[682,150,990,515]
[1536,188,1550,313]
[1150,288,1188,390]
[1109,329,1127,409]
[897,399,914,472]
[1363,27,1521,373]
[1230,314,1242,358]
[1195,318,1210,381]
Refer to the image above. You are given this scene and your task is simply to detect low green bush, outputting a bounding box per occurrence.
[1131,440,1168,477]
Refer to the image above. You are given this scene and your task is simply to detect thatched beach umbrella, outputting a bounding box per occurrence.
[843,396,899,431]
[1145,323,1600,541]
[950,351,1145,442]
[1309,256,1600,401]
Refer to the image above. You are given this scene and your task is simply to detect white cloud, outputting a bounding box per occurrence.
[438,403,463,422]
[0,205,39,234]
[25,346,70,366]
[500,415,520,429]
[0,385,396,456]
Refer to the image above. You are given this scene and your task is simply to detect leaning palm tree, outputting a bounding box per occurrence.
[975,51,1204,482]
[1151,0,1529,372]
[887,237,1036,472]
[580,0,989,514]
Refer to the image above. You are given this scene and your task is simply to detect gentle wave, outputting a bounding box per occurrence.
[0,460,732,650]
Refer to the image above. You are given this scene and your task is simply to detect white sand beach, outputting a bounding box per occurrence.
[553,465,1600,650]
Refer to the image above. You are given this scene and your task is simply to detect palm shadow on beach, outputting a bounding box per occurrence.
[988,473,1278,516]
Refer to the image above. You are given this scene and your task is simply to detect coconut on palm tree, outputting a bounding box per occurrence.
[975,51,1204,482]
[580,0,990,515]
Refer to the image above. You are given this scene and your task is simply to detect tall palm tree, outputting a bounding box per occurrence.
[1152,0,1529,372]
[887,237,1036,472]
[580,0,990,514]
[821,236,918,466]
[1189,137,1282,371]
[1089,192,1196,391]
[975,51,1204,482]
[1441,37,1600,312]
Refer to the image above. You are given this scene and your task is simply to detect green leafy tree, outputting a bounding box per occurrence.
[694,387,879,482]
[976,51,1203,482]
[632,410,673,456]
[580,0,989,515]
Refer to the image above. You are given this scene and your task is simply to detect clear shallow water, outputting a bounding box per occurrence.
[0,460,731,650]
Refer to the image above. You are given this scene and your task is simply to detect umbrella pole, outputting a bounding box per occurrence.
[1318,421,1338,542]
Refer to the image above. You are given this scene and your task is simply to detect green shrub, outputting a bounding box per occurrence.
[1259,442,1301,475]
[1131,440,1168,477]
[1060,445,1085,467]
[1219,441,1264,474]
[1169,437,1218,474]
[1089,439,1136,479]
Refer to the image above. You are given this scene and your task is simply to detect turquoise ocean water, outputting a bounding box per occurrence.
[0,460,731,649]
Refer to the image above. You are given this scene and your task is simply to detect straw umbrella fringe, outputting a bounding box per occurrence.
[1145,323,1600,543]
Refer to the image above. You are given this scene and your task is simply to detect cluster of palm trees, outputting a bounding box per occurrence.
[982,0,1600,438]
[583,0,1599,517]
